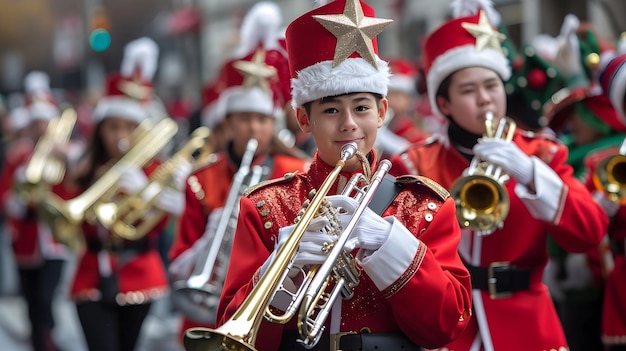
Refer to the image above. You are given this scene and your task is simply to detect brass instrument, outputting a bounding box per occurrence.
[39,118,178,250]
[94,126,211,240]
[172,138,267,323]
[183,143,391,351]
[18,106,77,204]
[449,112,516,235]
[593,137,626,204]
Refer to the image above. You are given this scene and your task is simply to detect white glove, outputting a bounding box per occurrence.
[592,190,620,218]
[171,160,193,191]
[168,210,222,280]
[260,213,339,278]
[118,166,149,194]
[4,191,28,219]
[473,138,534,186]
[328,195,393,253]
[13,165,28,185]
[156,187,185,216]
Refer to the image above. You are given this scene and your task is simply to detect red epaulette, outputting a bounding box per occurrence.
[395,174,450,201]
[243,171,301,197]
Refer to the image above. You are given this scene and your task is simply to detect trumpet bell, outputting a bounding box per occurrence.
[594,153,626,203]
[450,174,510,234]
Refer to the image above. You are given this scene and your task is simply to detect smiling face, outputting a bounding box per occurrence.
[295,93,386,172]
[437,66,507,136]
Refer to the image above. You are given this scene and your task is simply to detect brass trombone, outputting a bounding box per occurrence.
[183,143,391,351]
[94,126,211,240]
[17,106,77,204]
[449,112,515,235]
[39,118,178,250]
[593,137,626,204]
[172,138,266,323]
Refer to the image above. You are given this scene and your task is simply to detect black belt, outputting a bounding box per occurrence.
[280,330,423,351]
[466,262,531,299]
[85,237,152,254]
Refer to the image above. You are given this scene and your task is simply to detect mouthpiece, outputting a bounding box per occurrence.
[340,142,358,162]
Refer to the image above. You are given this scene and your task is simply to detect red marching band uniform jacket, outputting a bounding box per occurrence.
[217,152,472,351]
[69,160,170,305]
[390,131,608,351]
[168,151,309,337]
[0,139,69,266]
[583,147,626,345]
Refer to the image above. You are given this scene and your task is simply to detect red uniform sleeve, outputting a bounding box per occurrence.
[216,196,284,350]
[545,145,609,252]
[169,183,208,260]
[386,198,472,348]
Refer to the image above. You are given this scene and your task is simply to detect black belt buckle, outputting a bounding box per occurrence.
[330,332,357,351]
[488,261,513,299]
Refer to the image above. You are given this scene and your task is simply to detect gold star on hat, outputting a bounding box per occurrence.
[313,0,393,68]
[461,10,506,53]
[118,78,152,101]
[233,49,277,93]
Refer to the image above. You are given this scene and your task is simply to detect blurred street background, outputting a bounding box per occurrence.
[0,1,625,350]
[0,222,184,351]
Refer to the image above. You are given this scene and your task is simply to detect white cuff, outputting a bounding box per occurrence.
[515,157,565,224]
[358,217,420,291]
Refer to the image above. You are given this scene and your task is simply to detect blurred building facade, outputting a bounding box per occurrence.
[0,0,624,106]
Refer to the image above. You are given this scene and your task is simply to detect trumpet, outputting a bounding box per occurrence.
[172,138,267,323]
[38,118,178,250]
[449,112,515,235]
[94,126,211,240]
[592,137,626,204]
[183,143,391,351]
[17,106,77,204]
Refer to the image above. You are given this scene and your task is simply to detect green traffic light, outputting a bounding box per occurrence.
[89,29,111,52]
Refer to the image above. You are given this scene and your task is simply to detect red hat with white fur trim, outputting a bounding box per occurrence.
[203,48,282,129]
[202,2,290,129]
[285,0,393,108]
[422,0,511,117]
[23,71,59,121]
[387,58,418,94]
[599,53,626,124]
[92,37,158,124]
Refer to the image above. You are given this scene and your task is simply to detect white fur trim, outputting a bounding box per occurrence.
[291,56,390,108]
[202,86,276,129]
[389,74,416,94]
[358,217,420,290]
[29,101,58,121]
[609,61,626,122]
[201,101,221,130]
[92,96,148,124]
[24,71,51,94]
[427,44,511,117]
[9,106,30,131]
[226,86,274,116]
[514,156,565,224]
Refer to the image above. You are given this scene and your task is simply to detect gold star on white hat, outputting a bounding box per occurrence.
[233,49,277,93]
[461,10,506,53]
[313,0,393,68]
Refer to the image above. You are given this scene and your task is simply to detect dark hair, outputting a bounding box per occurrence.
[75,121,110,189]
[302,92,383,117]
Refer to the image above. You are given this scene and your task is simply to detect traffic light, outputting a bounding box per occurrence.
[89,7,111,52]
